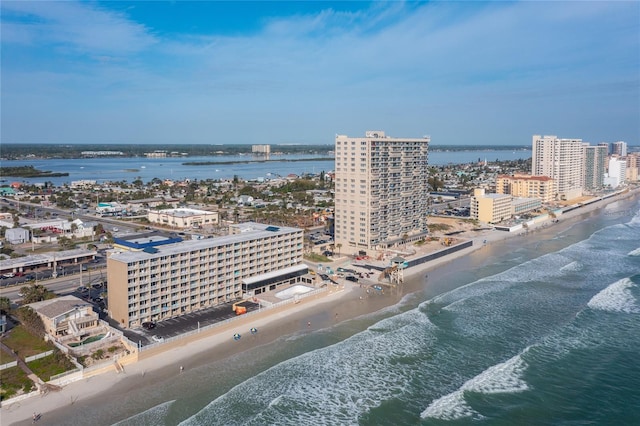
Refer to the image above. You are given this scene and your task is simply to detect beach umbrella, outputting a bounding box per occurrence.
[250,327,258,334]
[233,333,241,341]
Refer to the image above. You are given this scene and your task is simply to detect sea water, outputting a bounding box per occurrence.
[101,198,638,425]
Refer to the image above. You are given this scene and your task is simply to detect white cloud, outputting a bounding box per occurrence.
[1,1,157,54]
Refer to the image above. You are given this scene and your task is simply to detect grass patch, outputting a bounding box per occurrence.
[0,348,13,364]
[2,325,51,358]
[428,223,452,232]
[304,253,331,263]
[27,351,75,381]
[0,366,34,401]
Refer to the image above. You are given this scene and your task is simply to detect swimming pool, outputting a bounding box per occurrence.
[274,285,314,300]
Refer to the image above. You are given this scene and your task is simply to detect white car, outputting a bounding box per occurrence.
[152,335,164,343]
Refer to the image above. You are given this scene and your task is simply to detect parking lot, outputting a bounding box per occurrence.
[121,300,261,346]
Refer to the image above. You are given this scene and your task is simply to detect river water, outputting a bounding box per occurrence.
[2,150,529,186]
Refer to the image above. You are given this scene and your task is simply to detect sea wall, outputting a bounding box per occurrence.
[405,241,473,269]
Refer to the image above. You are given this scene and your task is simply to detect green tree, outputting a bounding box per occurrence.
[0,296,11,314]
[58,236,76,250]
[19,284,56,304]
[427,176,444,192]
[15,306,46,338]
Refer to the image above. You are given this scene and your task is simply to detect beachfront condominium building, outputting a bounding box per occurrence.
[598,142,610,155]
[496,174,556,203]
[470,188,513,224]
[612,141,627,157]
[582,144,608,191]
[334,131,430,255]
[107,223,304,328]
[605,157,627,188]
[626,154,639,182]
[532,135,584,201]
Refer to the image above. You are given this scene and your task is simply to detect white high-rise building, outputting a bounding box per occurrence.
[605,157,627,188]
[334,131,430,255]
[532,135,584,200]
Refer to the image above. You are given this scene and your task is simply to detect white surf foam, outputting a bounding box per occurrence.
[560,260,582,272]
[587,278,639,314]
[111,400,175,426]
[421,351,529,420]
[180,307,435,425]
[628,247,640,256]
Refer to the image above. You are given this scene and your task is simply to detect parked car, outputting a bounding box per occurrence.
[2,273,15,278]
[152,335,164,343]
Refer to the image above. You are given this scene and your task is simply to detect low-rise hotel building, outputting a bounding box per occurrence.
[107,223,305,328]
[512,197,542,217]
[147,208,219,229]
[471,188,542,224]
[471,188,512,224]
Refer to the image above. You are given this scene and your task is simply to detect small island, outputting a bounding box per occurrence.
[0,165,69,178]
[183,157,335,166]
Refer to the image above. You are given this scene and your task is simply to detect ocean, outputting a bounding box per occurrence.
[2,149,528,186]
[98,196,639,425]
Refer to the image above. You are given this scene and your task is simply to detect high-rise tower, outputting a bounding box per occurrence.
[582,144,608,191]
[334,131,430,255]
[532,135,584,200]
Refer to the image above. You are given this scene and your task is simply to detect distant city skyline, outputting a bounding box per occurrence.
[2,1,638,146]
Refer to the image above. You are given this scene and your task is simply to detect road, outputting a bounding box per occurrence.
[1,267,107,303]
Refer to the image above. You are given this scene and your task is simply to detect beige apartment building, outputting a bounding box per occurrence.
[471,188,513,224]
[107,223,304,328]
[147,208,219,229]
[252,144,271,154]
[532,135,584,200]
[626,154,639,182]
[471,188,541,224]
[496,174,556,203]
[334,131,430,255]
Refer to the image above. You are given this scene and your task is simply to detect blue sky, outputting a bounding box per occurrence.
[2,1,638,145]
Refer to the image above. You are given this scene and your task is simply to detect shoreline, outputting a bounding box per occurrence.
[3,187,638,425]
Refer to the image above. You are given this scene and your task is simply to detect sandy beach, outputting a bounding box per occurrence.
[3,187,638,426]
